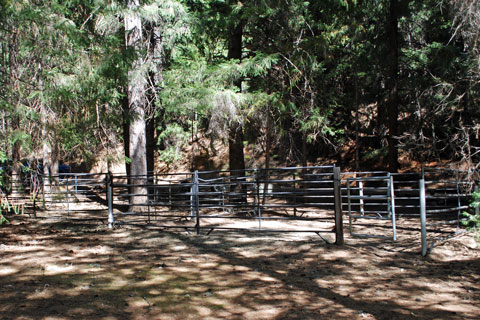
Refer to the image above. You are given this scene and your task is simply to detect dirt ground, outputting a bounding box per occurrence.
[1,215,479,320]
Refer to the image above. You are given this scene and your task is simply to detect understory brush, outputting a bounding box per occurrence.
[462,190,480,242]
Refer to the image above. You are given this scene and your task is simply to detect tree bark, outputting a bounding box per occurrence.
[146,22,164,175]
[301,133,308,168]
[227,21,245,173]
[42,123,51,200]
[11,132,21,196]
[51,139,59,182]
[125,0,148,211]
[122,94,131,177]
[228,121,246,174]
[386,0,399,172]
[263,105,272,205]
[146,117,155,175]
[227,20,247,202]
[264,105,272,173]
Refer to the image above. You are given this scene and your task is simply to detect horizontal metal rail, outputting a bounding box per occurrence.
[4,166,475,247]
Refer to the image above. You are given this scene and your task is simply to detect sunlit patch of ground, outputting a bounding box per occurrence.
[0,215,479,320]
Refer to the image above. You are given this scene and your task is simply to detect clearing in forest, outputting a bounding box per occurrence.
[0,215,479,320]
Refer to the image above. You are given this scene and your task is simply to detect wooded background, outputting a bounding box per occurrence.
[1,0,479,182]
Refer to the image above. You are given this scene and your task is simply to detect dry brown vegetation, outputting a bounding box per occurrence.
[1,215,479,320]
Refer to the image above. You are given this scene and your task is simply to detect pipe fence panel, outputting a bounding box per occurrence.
[392,169,474,220]
[193,166,338,234]
[2,172,109,224]
[107,166,342,241]
[422,169,472,219]
[413,168,477,255]
[3,165,476,248]
[110,172,195,228]
[344,172,396,240]
[341,168,478,242]
[39,173,109,222]
[389,172,422,217]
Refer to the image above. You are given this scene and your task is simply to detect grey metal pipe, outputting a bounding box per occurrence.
[107,173,114,229]
[419,178,427,257]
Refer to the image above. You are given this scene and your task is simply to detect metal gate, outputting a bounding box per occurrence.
[346,173,397,240]
[29,172,109,224]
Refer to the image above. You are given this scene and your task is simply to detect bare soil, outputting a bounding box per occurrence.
[1,215,479,320]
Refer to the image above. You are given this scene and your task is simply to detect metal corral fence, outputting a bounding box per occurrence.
[342,171,397,240]
[342,168,478,253]
[0,171,109,224]
[2,166,477,250]
[108,166,344,244]
[1,166,343,243]
[395,168,477,255]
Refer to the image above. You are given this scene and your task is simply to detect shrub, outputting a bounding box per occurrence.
[462,189,480,241]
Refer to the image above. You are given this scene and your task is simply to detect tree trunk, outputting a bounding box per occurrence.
[41,125,59,197]
[301,133,308,168]
[227,20,246,202]
[146,117,155,175]
[146,22,164,175]
[386,0,399,172]
[51,139,59,183]
[125,0,148,211]
[39,64,53,201]
[122,94,131,177]
[227,21,245,174]
[128,110,148,210]
[42,128,51,200]
[264,105,272,173]
[263,105,272,205]
[11,135,21,196]
[228,121,246,174]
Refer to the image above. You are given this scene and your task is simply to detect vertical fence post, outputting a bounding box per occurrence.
[419,178,427,256]
[389,175,397,241]
[255,168,261,216]
[334,166,344,245]
[194,170,200,235]
[258,171,262,230]
[66,175,70,217]
[293,172,297,217]
[153,173,157,218]
[147,174,151,225]
[358,181,364,216]
[189,174,194,218]
[107,172,114,229]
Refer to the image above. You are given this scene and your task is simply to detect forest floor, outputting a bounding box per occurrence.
[1,214,479,320]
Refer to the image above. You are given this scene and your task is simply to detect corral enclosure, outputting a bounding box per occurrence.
[2,166,478,246]
[1,166,480,320]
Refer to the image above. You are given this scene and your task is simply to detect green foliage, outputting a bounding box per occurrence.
[0,212,8,225]
[158,146,185,164]
[0,193,11,225]
[363,147,388,161]
[462,190,480,234]
[0,0,130,168]
[0,152,8,164]
[157,123,190,164]
[0,157,11,193]
[1,0,478,173]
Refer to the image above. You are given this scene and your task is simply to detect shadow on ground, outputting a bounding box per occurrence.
[0,215,479,320]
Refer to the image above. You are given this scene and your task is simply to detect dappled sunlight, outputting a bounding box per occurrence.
[0,215,479,319]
